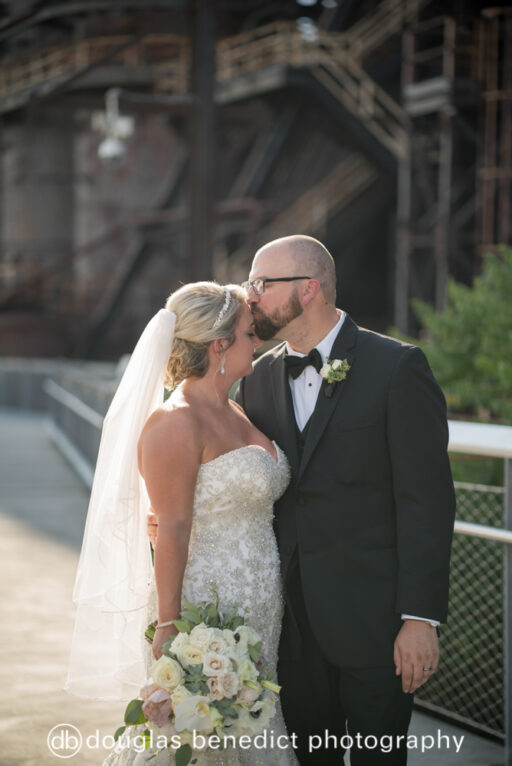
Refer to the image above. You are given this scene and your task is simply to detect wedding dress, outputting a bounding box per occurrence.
[103,441,299,766]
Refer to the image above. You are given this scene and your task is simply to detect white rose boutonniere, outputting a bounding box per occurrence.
[319,357,351,385]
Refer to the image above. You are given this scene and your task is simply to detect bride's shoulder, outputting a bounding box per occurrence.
[139,399,201,455]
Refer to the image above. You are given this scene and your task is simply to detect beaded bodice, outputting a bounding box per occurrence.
[183,443,290,668]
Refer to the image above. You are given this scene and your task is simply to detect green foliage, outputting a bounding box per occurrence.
[124,698,146,725]
[175,744,193,766]
[392,246,512,424]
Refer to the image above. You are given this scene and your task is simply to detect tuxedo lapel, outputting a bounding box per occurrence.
[298,316,358,482]
[269,345,300,479]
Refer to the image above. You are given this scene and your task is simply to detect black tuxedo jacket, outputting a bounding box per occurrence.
[236,315,456,668]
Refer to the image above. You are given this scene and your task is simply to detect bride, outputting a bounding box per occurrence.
[65,282,298,766]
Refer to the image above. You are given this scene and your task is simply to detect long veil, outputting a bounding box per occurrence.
[65,308,176,700]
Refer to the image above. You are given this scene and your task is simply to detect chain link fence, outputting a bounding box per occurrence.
[415,480,506,739]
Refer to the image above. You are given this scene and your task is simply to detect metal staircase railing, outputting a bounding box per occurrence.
[346,0,430,58]
[0,23,410,160]
[225,155,378,282]
[0,34,187,112]
[156,23,408,161]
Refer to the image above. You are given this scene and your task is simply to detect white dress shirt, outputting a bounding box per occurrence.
[285,310,440,628]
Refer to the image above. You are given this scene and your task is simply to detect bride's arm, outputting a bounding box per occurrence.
[138,408,201,659]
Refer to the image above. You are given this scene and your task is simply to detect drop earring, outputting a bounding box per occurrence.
[220,352,226,375]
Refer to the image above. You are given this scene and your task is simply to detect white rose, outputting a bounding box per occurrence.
[170,684,193,708]
[331,358,342,370]
[174,695,213,733]
[320,362,330,378]
[202,652,232,677]
[168,631,189,656]
[207,671,240,700]
[237,658,258,684]
[150,656,184,692]
[207,630,230,656]
[174,643,204,667]
[189,623,215,651]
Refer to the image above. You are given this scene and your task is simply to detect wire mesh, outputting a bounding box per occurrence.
[415,481,506,738]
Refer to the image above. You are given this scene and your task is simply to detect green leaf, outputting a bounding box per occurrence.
[248,642,262,663]
[173,619,192,633]
[180,609,202,624]
[124,698,145,725]
[142,728,152,749]
[231,615,244,630]
[114,725,126,741]
[175,744,193,766]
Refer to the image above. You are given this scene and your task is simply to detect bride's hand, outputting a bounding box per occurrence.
[152,624,177,660]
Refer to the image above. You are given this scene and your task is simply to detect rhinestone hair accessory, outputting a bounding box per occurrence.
[213,287,231,329]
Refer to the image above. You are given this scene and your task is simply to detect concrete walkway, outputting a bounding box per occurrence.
[0,409,505,766]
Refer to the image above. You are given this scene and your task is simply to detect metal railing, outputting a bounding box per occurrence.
[414,420,512,765]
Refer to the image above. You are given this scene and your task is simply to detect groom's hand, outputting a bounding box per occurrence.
[394,620,439,694]
[147,508,158,547]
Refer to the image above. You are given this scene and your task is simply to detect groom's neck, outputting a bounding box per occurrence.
[280,306,341,354]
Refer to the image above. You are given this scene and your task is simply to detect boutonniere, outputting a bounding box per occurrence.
[320,357,351,397]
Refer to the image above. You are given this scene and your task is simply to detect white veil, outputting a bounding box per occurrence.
[65,308,176,700]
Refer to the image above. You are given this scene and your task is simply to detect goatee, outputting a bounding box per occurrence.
[250,289,303,341]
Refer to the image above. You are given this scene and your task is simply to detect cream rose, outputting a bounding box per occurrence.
[207,671,239,700]
[174,643,204,667]
[237,684,261,706]
[151,656,184,692]
[189,623,215,651]
[202,651,233,677]
[169,631,189,656]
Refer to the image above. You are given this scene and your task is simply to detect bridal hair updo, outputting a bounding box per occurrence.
[164,281,246,389]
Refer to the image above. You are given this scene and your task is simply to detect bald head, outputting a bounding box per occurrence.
[253,235,337,304]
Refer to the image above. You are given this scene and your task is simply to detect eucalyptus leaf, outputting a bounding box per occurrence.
[124,699,144,725]
[114,725,126,741]
[176,743,192,766]
[173,619,192,633]
[248,642,262,663]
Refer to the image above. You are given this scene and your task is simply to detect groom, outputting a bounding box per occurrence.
[235,235,455,764]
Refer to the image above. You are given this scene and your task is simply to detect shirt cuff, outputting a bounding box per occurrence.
[401,614,440,627]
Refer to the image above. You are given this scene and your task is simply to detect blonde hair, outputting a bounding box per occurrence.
[164,281,246,389]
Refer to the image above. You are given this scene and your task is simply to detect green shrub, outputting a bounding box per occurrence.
[391,246,512,425]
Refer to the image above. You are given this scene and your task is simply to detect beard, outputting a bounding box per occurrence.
[250,288,303,341]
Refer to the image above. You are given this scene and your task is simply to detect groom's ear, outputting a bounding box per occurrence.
[302,278,321,306]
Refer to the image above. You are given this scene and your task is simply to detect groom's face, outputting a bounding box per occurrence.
[247,246,304,341]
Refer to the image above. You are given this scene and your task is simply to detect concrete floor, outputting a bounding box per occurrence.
[0,409,505,766]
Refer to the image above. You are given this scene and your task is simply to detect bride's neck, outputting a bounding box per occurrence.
[180,375,231,409]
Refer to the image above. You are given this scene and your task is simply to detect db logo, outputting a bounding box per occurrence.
[47,724,83,758]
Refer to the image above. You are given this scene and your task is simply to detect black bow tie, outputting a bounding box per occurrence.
[284,348,323,379]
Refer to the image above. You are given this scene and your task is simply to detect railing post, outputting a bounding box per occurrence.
[506,457,512,765]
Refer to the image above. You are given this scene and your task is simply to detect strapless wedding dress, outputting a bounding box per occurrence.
[103,442,299,766]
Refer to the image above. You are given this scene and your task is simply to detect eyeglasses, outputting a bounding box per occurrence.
[241,276,312,295]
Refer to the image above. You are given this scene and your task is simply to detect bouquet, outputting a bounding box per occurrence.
[113,595,281,766]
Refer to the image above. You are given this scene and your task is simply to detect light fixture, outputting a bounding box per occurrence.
[297,16,319,42]
[91,88,135,164]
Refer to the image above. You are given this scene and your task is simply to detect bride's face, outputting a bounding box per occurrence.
[227,304,261,378]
